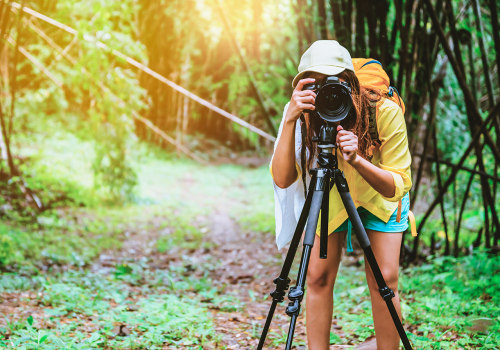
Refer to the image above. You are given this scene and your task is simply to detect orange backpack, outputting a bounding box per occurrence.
[352,58,406,144]
[352,58,417,237]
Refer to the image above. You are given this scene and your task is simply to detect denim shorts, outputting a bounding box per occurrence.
[334,192,410,233]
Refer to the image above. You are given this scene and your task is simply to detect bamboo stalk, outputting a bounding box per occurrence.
[295,0,306,54]
[6,37,63,87]
[472,0,495,108]
[488,0,500,89]
[488,0,500,216]
[182,95,188,146]
[404,2,422,106]
[7,0,24,149]
[331,0,341,41]
[483,188,491,248]
[377,0,389,64]
[354,0,365,56]
[422,0,500,250]
[0,0,12,40]
[343,0,353,49]
[389,0,402,59]
[473,227,483,248]
[410,98,433,209]
[432,124,450,255]
[175,92,181,154]
[454,163,476,256]
[364,0,377,58]
[317,0,327,39]
[410,57,448,208]
[395,0,415,92]
[0,95,15,177]
[444,0,466,78]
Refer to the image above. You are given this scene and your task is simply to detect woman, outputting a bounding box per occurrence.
[270,40,412,349]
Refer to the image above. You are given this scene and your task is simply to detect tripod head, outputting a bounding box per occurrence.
[312,124,338,169]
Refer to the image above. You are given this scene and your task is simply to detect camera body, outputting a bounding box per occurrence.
[303,76,353,123]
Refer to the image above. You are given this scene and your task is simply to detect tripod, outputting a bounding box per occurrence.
[257,124,413,350]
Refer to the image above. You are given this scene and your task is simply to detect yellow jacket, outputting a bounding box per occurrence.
[270,98,412,249]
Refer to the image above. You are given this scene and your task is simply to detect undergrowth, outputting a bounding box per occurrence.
[0,265,222,349]
[318,251,500,349]
[1,128,497,349]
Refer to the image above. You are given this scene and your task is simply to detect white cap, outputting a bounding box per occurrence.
[292,40,354,88]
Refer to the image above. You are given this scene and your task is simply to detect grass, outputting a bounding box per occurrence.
[401,252,500,349]
[0,213,123,270]
[321,251,499,349]
[1,130,265,349]
[2,127,498,349]
[0,266,221,349]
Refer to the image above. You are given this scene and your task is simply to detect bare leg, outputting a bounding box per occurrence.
[306,231,345,350]
[364,230,403,350]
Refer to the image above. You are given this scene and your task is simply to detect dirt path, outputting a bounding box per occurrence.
[201,210,306,349]
[192,208,375,349]
[90,207,305,349]
[90,205,375,349]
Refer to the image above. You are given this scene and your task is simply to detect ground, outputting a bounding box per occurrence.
[0,205,377,349]
[0,156,497,349]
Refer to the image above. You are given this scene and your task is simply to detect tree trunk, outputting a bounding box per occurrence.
[472,0,495,109]
[317,0,327,39]
[354,0,366,56]
[454,164,477,256]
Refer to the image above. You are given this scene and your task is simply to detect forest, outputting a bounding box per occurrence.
[0,0,498,348]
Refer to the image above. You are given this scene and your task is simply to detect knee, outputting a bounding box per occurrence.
[307,269,334,292]
[366,267,399,293]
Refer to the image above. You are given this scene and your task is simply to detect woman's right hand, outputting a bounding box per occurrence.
[285,78,317,123]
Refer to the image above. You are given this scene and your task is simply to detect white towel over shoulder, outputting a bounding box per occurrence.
[270,103,311,250]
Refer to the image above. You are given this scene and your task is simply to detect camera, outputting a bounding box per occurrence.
[303,76,352,123]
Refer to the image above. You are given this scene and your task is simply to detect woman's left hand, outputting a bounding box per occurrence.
[336,125,359,165]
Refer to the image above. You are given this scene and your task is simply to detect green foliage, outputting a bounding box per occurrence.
[13,0,148,203]
[2,0,499,347]
[68,7,146,201]
[274,252,499,349]
[5,0,499,252]
[259,251,499,348]
[17,124,95,208]
[0,211,125,270]
[0,149,498,348]
[401,252,500,350]
[0,268,221,349]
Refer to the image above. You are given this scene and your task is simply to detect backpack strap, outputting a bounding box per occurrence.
[368,99,381,145]
[396,199,402,223]
[388,86,404,111]
[361,59,383,69]
[408,210,418,237]
[395,199,418,236]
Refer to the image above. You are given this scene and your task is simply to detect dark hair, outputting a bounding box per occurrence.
[299,70,377,195]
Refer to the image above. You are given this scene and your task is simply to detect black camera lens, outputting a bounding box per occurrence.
[315,82,352,123]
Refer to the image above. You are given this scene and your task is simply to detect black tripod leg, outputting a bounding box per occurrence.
[320,175,330,259]
[257,176,317,350]
[285,169,329,350]
[334,170,413,350]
